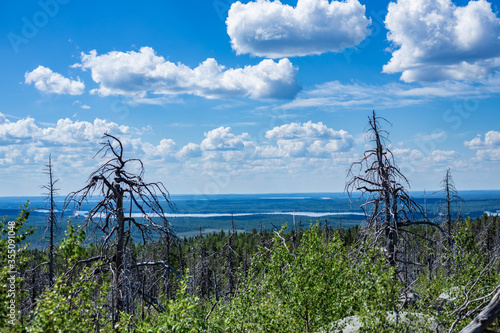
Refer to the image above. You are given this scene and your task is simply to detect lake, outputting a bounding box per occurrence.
[1,191,499,245]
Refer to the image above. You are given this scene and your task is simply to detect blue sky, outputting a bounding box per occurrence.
[1,0,500,196]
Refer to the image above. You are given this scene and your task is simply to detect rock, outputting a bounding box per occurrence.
[399,292,420,309]
[318,311,444,333]
[434,286,459,311]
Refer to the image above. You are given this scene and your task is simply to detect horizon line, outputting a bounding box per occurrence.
[1,189,500,199]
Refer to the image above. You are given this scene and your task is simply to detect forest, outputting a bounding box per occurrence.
[1,112,499,332]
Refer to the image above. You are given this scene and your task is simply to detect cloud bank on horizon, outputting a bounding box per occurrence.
[0,113,357,164]
[0,114,492,189]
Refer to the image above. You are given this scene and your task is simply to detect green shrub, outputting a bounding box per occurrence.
[27,268,109,333]
[208,224,399,332]
[27,222,109,333]
[133,272,205,333]
[0,203,34,332]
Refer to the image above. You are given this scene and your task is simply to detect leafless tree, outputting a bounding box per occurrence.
[436,168,464,246]
[41,154,59,286]
[455,284,500,333]
[64,133,176,324]
[225,216,237,296]
[346,111,449,274]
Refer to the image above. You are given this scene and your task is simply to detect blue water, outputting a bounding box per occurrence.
[2,191,499,244]
[2,190,500,219]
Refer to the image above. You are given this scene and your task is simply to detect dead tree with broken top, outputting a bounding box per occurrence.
[64,133,177,324]
[346,111,449,280]
[436,167,464,246]
[41,154,60,286]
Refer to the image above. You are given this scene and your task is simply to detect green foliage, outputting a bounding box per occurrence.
[59,220,87,266]
[413,216,500,331]
[208,224,399,332]
[27,267,109,333]
[5,202,499,332]
[133,272,204,333]
[0,203,34,331]
[27,220,110,333]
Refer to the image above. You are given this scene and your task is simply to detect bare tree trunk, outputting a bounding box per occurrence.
[177,241,184,274]
[372,112,396,267]
[43,154,59,286]
[438,168,463,248]
[213,271,219,301]
[292,211,297,250]
[228,217,235,295]
[114,183,125,322]
[445,169,452,247]
[49,169,55,285]
[457,287,500,333]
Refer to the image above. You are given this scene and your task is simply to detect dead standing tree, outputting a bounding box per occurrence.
[41,154,60,286]
[436,167,464,246]
[346,111,448,277]
[64,133,176,324]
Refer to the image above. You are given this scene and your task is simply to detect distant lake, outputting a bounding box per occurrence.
[1,191,499,244]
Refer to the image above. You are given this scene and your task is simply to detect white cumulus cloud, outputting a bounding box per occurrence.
[175,122,355,162]
[265,120,347,140]
[76,47,300,99]
[176,143,202,159]
[0,113,129,148]
[226,0,371,58]
[25,66,85,95]
[384,0,500,82]
[266,121,354,157]
[139,138,178,161]
[465,130,500,160]
[200,127,251,151]
[430,150,458,162]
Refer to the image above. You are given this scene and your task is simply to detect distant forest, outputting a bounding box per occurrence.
[1,112,499,332]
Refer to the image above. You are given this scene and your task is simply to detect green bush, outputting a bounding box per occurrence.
[134,272,205,333]
[0,203,34,332]
[27,268,109,333]
[27,222,109,333]
[208,224,399,332]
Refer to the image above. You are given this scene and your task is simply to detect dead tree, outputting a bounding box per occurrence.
[193,227,212,299]
[227,216,236,295]
[346,111,449,276]
[455,285,500,333]
[41,154,59,286]
[64,133,176,324]
[436,168,464,246]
